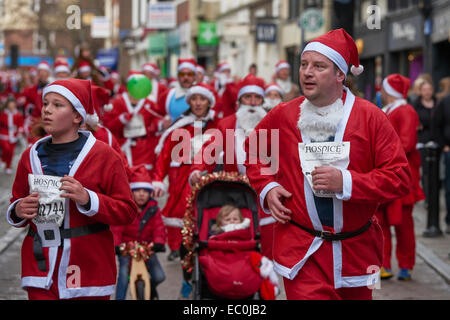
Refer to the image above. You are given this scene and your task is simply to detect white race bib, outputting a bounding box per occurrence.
[299,142,350,198]
[29,174,66,227]
[124,114,147,138]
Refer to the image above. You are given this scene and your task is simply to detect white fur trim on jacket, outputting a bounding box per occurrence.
[220,217,251,233]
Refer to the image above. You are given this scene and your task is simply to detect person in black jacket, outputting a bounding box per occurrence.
[433,93,450,234]
[413,80,438,202]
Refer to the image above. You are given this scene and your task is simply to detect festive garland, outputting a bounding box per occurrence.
[119,241,154,261]
[181,171,254,273]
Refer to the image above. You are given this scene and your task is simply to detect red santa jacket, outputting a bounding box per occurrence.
[152,111,219,227]
[211,81,238,119]
[6,132,137,298]
[114,199,166,245]
[102,92,159,171]
[244,88,411,287]
[0,109,24,143]
[21,84,46,118]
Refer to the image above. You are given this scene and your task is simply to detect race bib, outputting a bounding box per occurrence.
[298,142,350,198]
[28,174,66,227]
[124,114,147,138]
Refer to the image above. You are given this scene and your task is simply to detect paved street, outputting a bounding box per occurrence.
[0,141,449,300]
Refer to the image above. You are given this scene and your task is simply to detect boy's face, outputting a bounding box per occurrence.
[42,92,82,136]
[222,209,242,226]
[132,188,151,207]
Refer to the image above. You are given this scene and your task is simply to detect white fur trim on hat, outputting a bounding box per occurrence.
[185,85,216,108]
[79,65,91,73]
[43,84,86,121]
[383,77,404,99]
[38,62,51,72]
[178,62,197,73]
[218,64,231,72]
[265,85,284,97]
[142,64,156,73]
[54,66,70,74]
[130,182,154,191]
[303,42,349,75]
[238,85,265,100]
[275,62,290,73]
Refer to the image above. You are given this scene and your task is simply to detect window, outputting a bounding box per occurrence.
[288,0,300,20]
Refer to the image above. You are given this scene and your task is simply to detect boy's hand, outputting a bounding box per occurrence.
[60,175,90,206]
[15,193,39,220]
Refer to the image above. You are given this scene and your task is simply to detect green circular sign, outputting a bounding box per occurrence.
[299,9,324,32]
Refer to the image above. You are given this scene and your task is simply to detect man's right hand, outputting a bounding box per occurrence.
[160,116,172,131]
[15,193,39,220]
[266,186,292,224]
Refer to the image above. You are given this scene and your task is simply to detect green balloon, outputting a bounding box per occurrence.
[127,75,152,99]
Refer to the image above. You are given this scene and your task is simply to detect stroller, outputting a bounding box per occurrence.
[182,172,268,300]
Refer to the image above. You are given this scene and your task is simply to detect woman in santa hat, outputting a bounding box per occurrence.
[6,78,137,300]
[151,83,219,264]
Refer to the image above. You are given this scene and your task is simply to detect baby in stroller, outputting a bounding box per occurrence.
[209,205,250,236]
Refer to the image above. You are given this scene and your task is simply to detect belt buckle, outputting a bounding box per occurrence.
[320,230,334,241]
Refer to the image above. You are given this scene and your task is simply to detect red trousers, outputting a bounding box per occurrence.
[282,241,373,300]
[0,140,15,169]
[25,248,111,300]
[166,226,182,251]
[376,204,416,270]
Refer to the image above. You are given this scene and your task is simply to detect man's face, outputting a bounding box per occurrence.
[240,93,264,107]
[38,69,49,82]
[277,68,290,81]
[299,51,345,106]
[380,87,389,106]
[143,70,154,80]
[178,68,196,89]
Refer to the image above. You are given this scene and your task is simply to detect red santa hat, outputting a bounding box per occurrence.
[178,58,197,73]
[196,65,205,74]
[185,83,216,108]
[142,63,158,74]
[383,74,411,99]
[264,83,284,97]
[302,28,364,76]
[90,84,110,123]
[129,165,154,191]
[43,79,96,125]
[275,60,290,73]
[217,62,231,73]
[54,60,71,74]
[37,61,51,72]
[126,70,142,82]
[55,55,69,64]
[111,71,120,80]
[78,61,92,73]
[237,74,265,100]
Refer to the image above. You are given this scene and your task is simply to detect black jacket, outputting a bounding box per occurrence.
[412,97,438,144]
[433,94,450,149]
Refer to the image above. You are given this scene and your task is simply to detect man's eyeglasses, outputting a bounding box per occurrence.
[178,72,195,77]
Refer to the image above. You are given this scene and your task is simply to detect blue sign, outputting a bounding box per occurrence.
[96,47,119,70]
[256,23,277,43]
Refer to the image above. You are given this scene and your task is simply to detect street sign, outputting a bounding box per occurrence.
[256,23,277,43]
[148,32,167,58]
[91,17,111,38]
[298,8,324,32]
[198,22,219,46]
[148,3,176,30]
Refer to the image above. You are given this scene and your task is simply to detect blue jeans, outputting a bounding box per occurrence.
[444,152,450,225]
[115,254,166,300]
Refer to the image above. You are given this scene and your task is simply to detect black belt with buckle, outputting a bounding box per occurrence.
[27,223,109,272]
[289,220,372,242]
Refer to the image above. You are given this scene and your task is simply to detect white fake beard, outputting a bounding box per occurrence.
[298,98,344,142]
[236,104,267,134]
[276,78,292,93]
[263,98,282,111]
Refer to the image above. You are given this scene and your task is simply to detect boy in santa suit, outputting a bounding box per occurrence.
[189,75,275,260]
[151,83,219,263]
[377,74,425,281]
[102,71,159,174]
[0,98,24,174]
[212,62,239,119]
[243,29,412,300]
[6,79,137,300]
[114,165,166,300]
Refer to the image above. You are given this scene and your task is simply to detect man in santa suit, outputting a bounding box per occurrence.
[189,75,275,260]
[142,63,168,106]
[151,83,219,262]
[274,60,301,102]
[263,83,284,113]
[110,71,126,98]
[102,71,159,174]
[154,59,197,133]
[212,62,238,119]
[6,79,137,300]
[376,74,425,281]
[243,29,412,300]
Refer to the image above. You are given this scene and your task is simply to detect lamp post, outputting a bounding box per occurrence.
[418,0,433,74]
